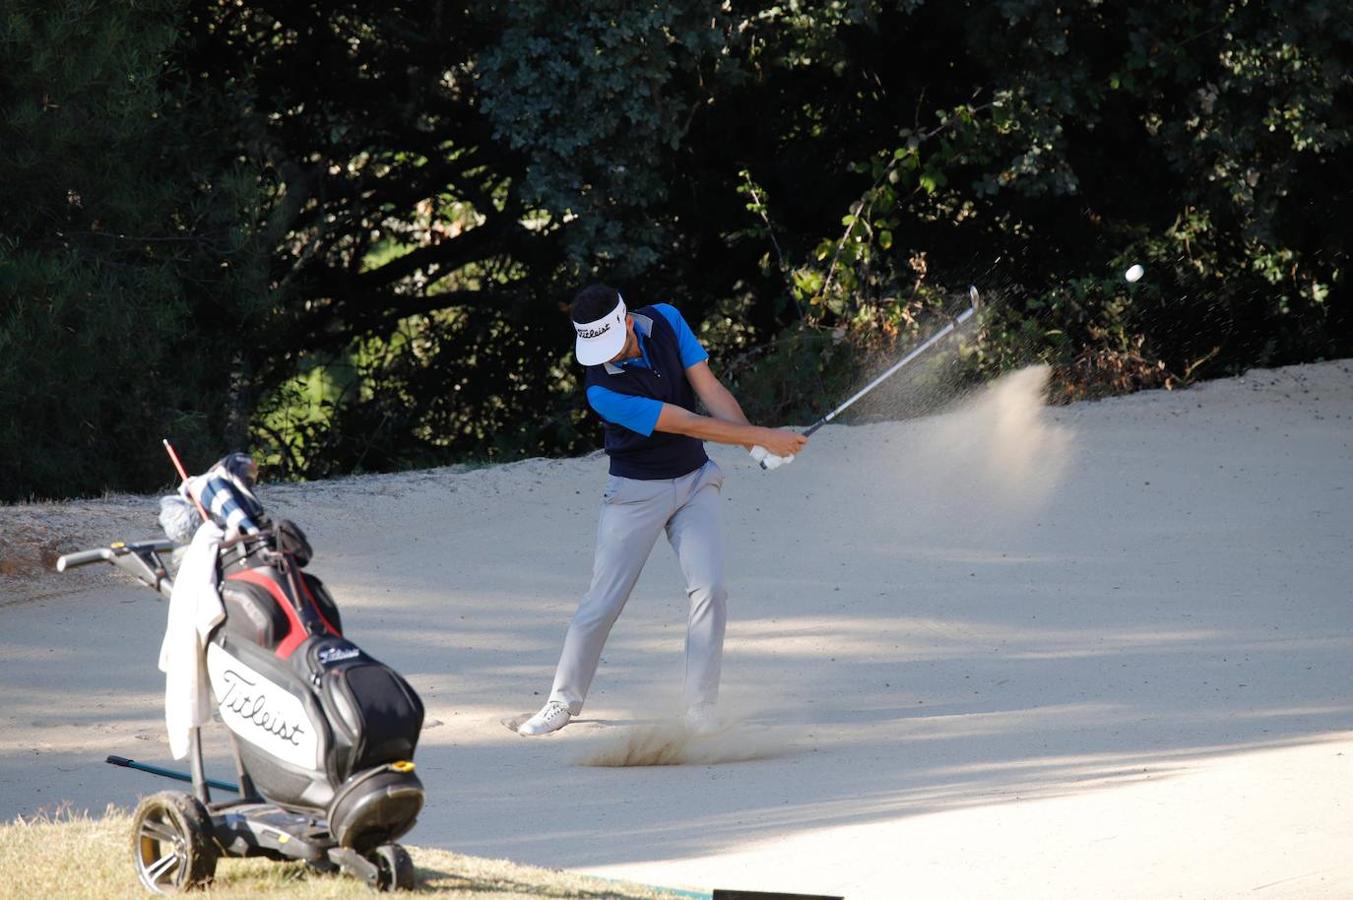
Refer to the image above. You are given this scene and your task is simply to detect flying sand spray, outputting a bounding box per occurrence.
[752,286,983,469]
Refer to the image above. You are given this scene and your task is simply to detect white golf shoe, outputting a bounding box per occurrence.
[518,700,571,736]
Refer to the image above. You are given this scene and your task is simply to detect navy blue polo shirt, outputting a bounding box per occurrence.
[582,304,710,479]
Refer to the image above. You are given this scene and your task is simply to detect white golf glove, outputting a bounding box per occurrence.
[749,445,795,471]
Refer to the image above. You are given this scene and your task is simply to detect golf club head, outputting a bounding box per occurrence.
[968,284,981,310]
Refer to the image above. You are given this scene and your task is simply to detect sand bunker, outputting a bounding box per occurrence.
[6,360,1351,899]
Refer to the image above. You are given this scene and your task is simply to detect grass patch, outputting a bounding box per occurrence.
[0,807,680,898]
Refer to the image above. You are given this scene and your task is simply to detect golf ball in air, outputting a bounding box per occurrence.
[1124,264,1144,283]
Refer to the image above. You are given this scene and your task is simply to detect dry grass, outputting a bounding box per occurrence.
[0,808,682,899]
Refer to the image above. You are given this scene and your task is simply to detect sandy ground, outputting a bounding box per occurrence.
[2,360,1351,899]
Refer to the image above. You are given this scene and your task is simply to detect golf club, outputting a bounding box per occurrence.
[756,285,982,468]
[106,755,240,794]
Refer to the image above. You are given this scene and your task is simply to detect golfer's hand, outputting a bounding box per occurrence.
[749,428,807,471]
[750,446,792,470]
[760,428,807,458]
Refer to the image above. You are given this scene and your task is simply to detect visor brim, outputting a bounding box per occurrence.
[575,326,627,366]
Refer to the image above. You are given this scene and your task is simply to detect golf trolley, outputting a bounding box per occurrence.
[58,531,426,894]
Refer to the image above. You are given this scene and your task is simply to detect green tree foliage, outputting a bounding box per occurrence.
[476,1,732,276]
[0,1,268,501]
[725,1,1351,409]
[167,1,744,478]
[168,1,541,479]
[5,1,1349,498]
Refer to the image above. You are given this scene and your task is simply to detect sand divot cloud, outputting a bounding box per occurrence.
[916,363,1073,508]
[576,722,794,767]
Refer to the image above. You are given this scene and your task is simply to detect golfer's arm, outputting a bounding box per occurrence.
[654,404,771,448]
[686,361,751,426]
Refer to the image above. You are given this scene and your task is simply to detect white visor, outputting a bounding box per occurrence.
[573,294,628,366]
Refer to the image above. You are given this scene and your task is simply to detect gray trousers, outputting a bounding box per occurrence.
[549,459,727,713]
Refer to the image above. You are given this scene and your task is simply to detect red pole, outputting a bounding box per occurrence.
[162,438,210,522]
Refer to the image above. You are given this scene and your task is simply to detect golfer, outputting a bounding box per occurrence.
[518,285,807,735]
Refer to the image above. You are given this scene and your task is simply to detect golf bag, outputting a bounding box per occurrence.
[208,524,425,850]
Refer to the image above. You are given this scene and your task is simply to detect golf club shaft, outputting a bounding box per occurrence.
[802,304,977,437]
[106,754,239,794]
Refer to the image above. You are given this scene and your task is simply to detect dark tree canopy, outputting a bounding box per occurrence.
[3,0,1349,500]
[0,1,269,500]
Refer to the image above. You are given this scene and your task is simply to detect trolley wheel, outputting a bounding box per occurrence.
[368,842,415,891]
[130,791,218,893]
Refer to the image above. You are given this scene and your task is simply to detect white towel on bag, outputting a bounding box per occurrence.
[158,522,226,760]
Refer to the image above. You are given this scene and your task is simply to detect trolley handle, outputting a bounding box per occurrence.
[55,538,177,599]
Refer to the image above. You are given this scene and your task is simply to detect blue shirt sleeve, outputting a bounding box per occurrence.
[652,303,709,368]
[586,385,663,437]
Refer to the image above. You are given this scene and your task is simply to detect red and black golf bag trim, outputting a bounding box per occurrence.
[215,518,332,658]
[222,556,341,658]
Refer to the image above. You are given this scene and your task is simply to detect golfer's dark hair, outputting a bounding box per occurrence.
[571,284,621,324]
